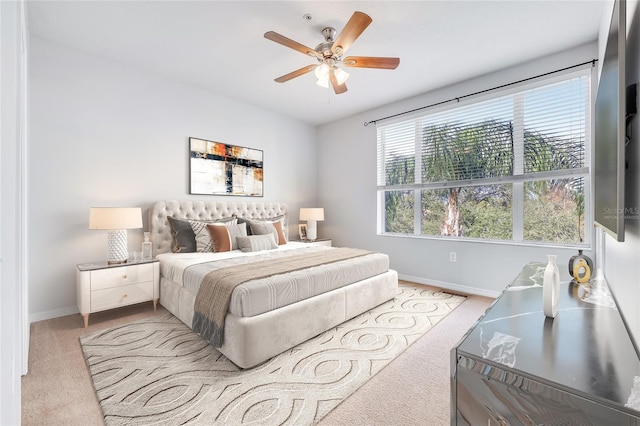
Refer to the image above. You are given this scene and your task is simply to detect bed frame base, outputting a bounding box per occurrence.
[160,269,398,368]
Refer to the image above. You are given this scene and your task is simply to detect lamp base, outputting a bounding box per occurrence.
[107,230,128,264]
[306,220,318,241]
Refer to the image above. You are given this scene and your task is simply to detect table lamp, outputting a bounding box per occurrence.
[299,208,324,241]
[89,207,143,264]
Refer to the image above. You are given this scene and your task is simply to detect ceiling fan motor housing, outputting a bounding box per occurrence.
[316,27,339,59]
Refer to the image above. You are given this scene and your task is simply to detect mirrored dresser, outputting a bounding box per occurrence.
[451,262,640,425]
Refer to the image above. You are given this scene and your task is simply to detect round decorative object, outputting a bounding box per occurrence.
[573,258,592,283]
[543,254,560,319]
[568,250,594,283]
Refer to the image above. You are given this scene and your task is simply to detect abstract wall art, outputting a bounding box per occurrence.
[189,137,264,196]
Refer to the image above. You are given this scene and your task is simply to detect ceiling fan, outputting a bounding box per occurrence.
[264,11,400,95]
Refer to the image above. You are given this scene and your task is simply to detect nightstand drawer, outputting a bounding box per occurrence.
[91,281,154,312]
[90,263,154,291]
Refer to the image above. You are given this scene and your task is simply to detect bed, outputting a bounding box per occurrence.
[150,200,398,368]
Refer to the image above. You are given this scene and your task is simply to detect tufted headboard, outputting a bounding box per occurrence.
[150,200,288,256]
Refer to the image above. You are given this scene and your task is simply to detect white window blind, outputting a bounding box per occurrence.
[377,69,591,245]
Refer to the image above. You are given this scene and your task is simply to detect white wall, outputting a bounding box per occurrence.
[317,42,597,297]
[29,37,317,320]
[602,0,640,348]
[1,0,27,422]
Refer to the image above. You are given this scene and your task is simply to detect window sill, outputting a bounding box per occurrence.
[378,232,591,251]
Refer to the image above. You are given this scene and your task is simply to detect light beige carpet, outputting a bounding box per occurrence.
[80,284,465,425]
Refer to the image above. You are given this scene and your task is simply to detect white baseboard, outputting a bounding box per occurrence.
[29,306,78,323]
[398,273,501,299]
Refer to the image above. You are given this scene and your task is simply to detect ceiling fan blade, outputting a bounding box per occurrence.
[343,56,400,69]
[264,31,322,59]
[274,64,317,83]
[330,11,372,56]
[329,70,348,94]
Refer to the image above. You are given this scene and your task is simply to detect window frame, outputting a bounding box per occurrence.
[377,66,593,248]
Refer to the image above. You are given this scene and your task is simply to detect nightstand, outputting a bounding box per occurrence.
[297,238,332,247]
[76,259,159,328]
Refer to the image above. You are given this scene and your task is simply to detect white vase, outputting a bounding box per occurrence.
[543,254,560,318]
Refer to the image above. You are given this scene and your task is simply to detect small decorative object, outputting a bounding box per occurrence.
[299,208,324,241]
[298,224,307,240]
[141,232,152,261]
[568,250,593,284]
[89,207,143,264]
[543,254,560,319]
[189,137,263,196]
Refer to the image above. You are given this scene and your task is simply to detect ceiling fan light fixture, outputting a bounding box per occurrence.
[315,64,331,88]
[314,63,330,80]
[316,78,330,88]
[334,67,349,85]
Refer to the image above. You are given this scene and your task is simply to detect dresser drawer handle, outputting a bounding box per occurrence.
[122,293,128,299]
[122,274,127,279]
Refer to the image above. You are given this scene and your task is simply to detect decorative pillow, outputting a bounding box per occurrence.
[235,215,286,241]
[207,222,247,252]
[236,234,278,253]
[235,217,252,235]
[190,220,215,252]
[168,216,197,253]
[248,218,287,245]
[248,220,276,243]
[168,216,236,253]
[191,218,238,252]
[271,221,287,245]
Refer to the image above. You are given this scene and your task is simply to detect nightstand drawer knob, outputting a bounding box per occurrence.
[122,293,127,298]
[122,275,127,279]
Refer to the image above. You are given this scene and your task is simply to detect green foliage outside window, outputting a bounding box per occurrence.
[383,119,586,244]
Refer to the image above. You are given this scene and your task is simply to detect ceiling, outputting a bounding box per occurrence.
[27,1,607,126]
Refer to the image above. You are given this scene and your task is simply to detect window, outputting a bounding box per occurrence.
[377,68,591,246]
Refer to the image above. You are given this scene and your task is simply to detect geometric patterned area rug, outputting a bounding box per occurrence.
[80,284,465,425]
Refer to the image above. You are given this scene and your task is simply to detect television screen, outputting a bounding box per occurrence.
[594,0,626,242]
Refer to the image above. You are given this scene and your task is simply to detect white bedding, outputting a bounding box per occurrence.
[156,242,390,318]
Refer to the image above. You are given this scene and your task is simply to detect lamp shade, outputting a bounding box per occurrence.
[89,207,143,230]
[299,208,324,221]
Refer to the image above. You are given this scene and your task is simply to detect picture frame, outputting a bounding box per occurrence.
[189,137,264,196]
[298,224,308,240]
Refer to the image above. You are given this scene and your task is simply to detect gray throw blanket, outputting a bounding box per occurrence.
[192,247,373,347]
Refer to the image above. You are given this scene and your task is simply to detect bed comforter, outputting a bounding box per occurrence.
[191,247,377,347]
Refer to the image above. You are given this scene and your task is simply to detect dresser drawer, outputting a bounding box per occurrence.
[90,263,154,291]
[91,281,154,312]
